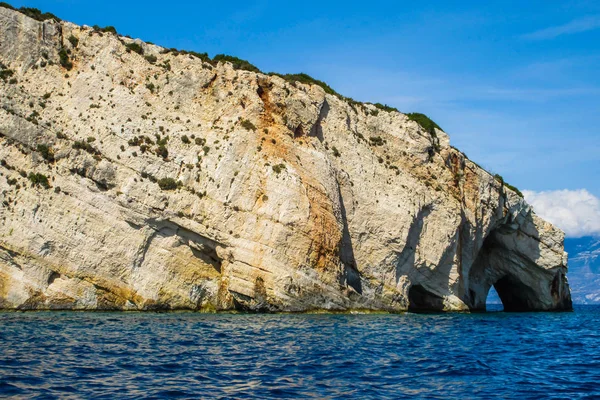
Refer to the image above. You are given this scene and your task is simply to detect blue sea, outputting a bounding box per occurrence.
[1,305,599,399]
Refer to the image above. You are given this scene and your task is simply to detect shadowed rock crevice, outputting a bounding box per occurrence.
[47,271,60,285]
[550,271,573,310]
[311,99,329,141]
[229,276,277,312]
[408,284,444,312]
[396,205,432,284]
[294,125,305,138]
[142,219,223,272]
[336,181,362,295]
[257,78,276,127]
[0,244,24,270]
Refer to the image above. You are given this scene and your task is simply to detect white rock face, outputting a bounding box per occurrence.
[0,7,572,311]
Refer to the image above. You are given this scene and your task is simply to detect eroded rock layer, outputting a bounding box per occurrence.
[0,7,572,311]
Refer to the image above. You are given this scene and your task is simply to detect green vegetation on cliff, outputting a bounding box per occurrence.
[28,172,50,189]
[212,54,260,73]
[269,72,339,96]
[158,178,179,191]
[494,174,524,198]
[0,3,60,21]
[406,113,442,136]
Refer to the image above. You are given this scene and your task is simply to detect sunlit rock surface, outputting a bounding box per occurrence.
[0,7,572,311]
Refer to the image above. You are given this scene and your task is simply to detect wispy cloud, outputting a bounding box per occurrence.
[477,86,600,101]
[522,15,600,40]
[524,189,600,237]
[327,65,600,110]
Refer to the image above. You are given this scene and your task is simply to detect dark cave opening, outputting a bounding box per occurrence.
[408,284,444,312]
[491,274,539,312]
[470,230,543,312]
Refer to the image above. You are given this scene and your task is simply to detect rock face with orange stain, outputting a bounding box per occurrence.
[0,7,571,311]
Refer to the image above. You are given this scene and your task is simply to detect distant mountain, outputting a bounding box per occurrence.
[565,237,600,304]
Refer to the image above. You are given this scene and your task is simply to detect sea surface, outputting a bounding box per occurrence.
[1,305,599,399]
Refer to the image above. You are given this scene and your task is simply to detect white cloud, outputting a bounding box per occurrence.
[522,16,600,40]
[523,189,600,238]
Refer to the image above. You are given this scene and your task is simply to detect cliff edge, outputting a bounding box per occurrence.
[0,6,572,311]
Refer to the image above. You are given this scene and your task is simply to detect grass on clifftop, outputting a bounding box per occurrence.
[0,2,60,21]
[268,72,339,96]
[373,103,399,113]
[212,54,261,73]
[93,25,117,35]
[164,49,211,63]
[406,113,442,136]
[494,174,524,198]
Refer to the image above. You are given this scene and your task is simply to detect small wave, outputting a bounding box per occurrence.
[0,307,599,398]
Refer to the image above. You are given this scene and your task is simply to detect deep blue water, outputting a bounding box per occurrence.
[1,306,599,399]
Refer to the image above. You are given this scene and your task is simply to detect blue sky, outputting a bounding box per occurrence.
[9,0,600,229]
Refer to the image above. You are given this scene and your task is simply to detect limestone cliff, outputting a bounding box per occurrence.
[0,6,572,312]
